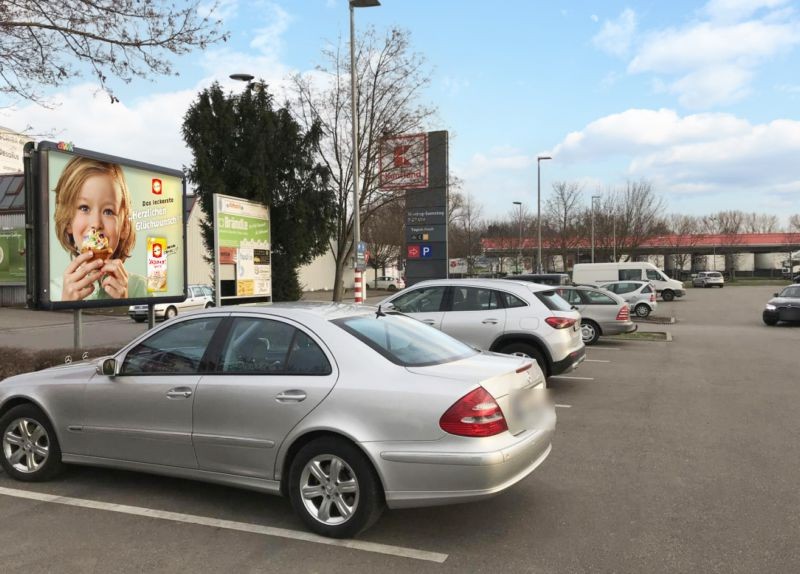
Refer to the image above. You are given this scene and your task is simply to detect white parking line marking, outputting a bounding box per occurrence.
[550,375,594,381]
[0,486,448,564]
[590,347,621,351]
[554,404,572,409]
[584,359,611,363]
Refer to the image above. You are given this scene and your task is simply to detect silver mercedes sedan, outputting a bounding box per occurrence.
[0,303,555,538]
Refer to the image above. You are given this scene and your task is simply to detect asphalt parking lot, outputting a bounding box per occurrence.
[1,285,799,573]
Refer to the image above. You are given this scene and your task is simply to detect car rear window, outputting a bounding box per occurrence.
[334,314,478,367]
[534,290,573,311]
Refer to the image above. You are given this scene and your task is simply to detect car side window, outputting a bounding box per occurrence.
[220,317,297,373]
[619,269,642,281]
[391,286,446,313]
[499,291,528,308]
[202,286,213,297]
[641,285,653,294]
[616,282,637,294]
[584,290,616,304]
[121,317,222,375]
[285,331,332,375]
[646,269,662,281]
[556,288,582,305]
[602,283,618,293]
[451,287,498,311]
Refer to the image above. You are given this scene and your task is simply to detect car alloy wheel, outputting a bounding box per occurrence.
[300,454,360,526]
[635,304,651,318]
[580,321,600,345]
[3,417,49,474]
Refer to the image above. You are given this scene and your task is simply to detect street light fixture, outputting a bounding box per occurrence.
[513,201,523,274]
[229,73,255,82]
[591,195,601,263]
[349,0,380,303]
[536,155,551,273]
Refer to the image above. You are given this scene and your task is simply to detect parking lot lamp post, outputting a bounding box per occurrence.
[537,156,551,272]
[348,0,380,303]
[513,201,522,273]
[591,195,601,263]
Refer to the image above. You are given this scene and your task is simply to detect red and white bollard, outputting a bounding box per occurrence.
[354,270,363,304]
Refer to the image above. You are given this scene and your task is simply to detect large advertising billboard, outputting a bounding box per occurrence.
[0,227,26,284]
[213,193,271,301]
[31,142,186,309]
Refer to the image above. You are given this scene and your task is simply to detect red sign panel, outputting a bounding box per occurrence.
[379,134,428,190]
[407,244,421,259]
[219,246,237,264]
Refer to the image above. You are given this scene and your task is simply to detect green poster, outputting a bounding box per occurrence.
[0,227,26,284]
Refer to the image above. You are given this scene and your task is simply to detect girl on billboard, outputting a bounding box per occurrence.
[52,156,146,301]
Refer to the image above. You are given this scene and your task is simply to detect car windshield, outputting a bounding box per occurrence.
[334,314,478,367]
[779,286,800,298]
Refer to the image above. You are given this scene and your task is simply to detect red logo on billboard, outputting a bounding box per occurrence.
[152,179,163,195]
[152,243,163,258]
[393,145,413,167]
[379,134,429,190]
[407,244,420,259]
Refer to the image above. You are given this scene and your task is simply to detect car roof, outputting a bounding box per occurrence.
[410,278,554,293]
[213,301,377,322]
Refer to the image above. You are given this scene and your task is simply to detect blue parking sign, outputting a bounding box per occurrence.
[421,244,433,258]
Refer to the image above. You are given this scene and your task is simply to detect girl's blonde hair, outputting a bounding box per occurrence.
[53,157,135,261]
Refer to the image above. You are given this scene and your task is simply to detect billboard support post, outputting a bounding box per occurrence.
[147,304,155,330]
[73,309,82,351]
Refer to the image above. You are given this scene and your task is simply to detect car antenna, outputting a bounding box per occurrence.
[375,304,387,318]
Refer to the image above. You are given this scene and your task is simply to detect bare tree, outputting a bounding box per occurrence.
[704,210,746,276]
[449,192,484,275]
[290,27,436,301]
[0,1,227,104]
[545,181,583,270]
[788,214,800,233]
[665,214,700,276]
[743,212,779,233]
[363,200,404,286]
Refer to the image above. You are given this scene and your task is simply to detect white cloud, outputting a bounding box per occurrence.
[623,4,800,108]
[704,0,790,22]
[552,108,800,198]
[460,148,534,180]
[591,14,600,23]
[593,9,637,57]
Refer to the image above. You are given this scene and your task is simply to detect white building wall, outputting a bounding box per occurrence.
[186,199,214,286]
[755,252,788,270]
[734,253,755,272]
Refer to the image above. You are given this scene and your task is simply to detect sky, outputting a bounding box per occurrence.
[2,0,799,223]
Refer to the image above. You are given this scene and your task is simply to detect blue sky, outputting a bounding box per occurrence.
[3,0,799,222]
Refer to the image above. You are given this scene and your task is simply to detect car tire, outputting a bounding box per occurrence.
[288,437,384,538]
[635,303,651,318]
[763,316,778,326]
[165,306,177,320]
[499,342,549,377]
[0,404,64,482]
[580,320,601,346]
[661,290,675,301]
[133,317,146,323]
[204,302,213,309]
[387,284,397,292]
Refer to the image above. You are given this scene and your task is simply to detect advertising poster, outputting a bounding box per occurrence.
[214,194,271,299]
[0,227,26,284]
[37,143,185,308]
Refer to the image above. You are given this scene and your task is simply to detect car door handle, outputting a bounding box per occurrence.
[275,390,307,403]
[421,319,436,325]
[166,387,193,399]
[482,318,499,325]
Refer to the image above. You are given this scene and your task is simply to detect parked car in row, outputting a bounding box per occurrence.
[598,281,658,318]
[128,284,214,322]
[573,262,685,301]
[692,271,725,288]
[372,275,405,291]
[763,284,800,326]
[0,303,555,538]
[507,273,572,286]
[554,285,637,345]
[380,278,586,378]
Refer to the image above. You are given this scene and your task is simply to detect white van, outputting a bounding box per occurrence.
[572,262,685,301]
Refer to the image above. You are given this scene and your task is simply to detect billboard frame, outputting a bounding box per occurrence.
[27,141,188,310]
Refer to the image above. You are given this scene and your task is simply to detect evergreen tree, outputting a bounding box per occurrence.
[183,82,335,301]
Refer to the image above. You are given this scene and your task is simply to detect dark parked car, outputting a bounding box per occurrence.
[763,285,800,326]
[507,273,571,286]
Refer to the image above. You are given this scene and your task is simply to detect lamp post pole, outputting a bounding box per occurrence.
[349,0,380,303]
[591,195,601,263]
[536,156,551,273]
[513,201,522,273]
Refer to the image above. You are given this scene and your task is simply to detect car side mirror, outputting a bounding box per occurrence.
[98,358,117,377]
[382,302,395,311]
[774,292,779,297]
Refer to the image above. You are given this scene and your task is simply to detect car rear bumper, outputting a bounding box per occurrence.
[550,345,586,376]
[375,419,555,509]
[128,307,165,319]
[603,321,637,336]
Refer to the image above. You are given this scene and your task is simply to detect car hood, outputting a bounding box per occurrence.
[769,297,800,305]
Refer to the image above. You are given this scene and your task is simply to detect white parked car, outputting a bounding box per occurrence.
[373,275,405,291]
[572,262,685,301]
[128,284,214,322]
[380,278,586,378]
[598,281,657,318]
[692,271,724,288]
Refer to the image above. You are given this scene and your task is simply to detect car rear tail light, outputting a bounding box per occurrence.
[650,293,656,302]
[616,305,629,321]
[439,386,508,437]
[545,316,577,329]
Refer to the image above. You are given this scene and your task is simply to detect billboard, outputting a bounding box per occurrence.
[379,133,429,190]
[0,226,26,284]
[213,193,271,301]
[0,128,28,174]
[31,142,186,309]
